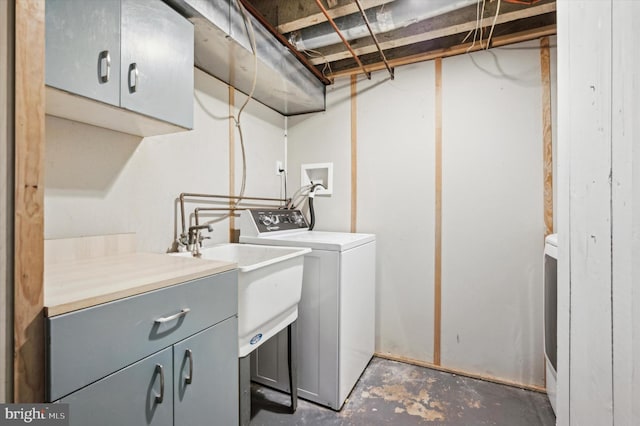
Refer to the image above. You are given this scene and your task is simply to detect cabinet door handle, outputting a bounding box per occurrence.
[128,62,139,93]
[155,364,165,404]
[185,349,193,385]
[98,50,110,84]
[154,308,190,324]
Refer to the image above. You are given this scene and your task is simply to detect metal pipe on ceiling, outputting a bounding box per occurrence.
[354,0,394,80]
[313,0,371,79]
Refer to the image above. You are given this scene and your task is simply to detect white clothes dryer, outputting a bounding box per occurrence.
[544,233,558,415]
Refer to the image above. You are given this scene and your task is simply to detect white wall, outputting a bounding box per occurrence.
[288,80,352,232]
[440,41,545,385]
[556,1,640,424]
[356,63,436,361]
[45,68,285,253]
[288,40,553,387]
[612,2,640,423]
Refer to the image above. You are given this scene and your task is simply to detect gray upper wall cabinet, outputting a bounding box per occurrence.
[120,0,194,129]
[45,0,194,135]
[45,0,122,107]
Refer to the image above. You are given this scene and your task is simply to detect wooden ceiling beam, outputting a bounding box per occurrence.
[309,1,556,65]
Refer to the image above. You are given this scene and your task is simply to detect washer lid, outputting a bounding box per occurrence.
[545,233,558,248]
[240,231,375,251]
[544,233,558,259]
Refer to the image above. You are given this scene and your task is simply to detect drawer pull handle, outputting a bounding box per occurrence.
[185,349,193,385]
[128,62,139,93]
[155,308,191,324]
[98,50,110,83]
[155,364,165,404]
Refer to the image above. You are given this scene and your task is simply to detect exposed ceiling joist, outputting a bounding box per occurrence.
[308,2,556,65]
[244,0,557,81]
[327,24,557,79]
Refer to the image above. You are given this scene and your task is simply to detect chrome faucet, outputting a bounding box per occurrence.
[184,223,213,257]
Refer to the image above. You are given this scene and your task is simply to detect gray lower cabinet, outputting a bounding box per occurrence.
[59,319,238,426]
[174,319,239,426]
[60,348,174,426]
[46,271,239,426]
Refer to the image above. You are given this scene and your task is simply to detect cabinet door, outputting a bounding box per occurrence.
[60,348,173,426]
[120,0,194,128]
[174,317,239,426]
[45,0,121,106]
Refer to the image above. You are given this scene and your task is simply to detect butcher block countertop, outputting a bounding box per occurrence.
[44,235,236,317]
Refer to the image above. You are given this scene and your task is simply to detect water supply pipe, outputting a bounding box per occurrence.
[354,0,394,80]
[178,192,289,246]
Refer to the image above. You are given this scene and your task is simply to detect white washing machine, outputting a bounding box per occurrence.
[239,209,376,410]
[543,233,558,415]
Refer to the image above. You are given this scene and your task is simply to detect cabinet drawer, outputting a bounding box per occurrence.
[47,270,237,401]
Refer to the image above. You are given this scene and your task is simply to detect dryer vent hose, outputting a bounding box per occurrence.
[309,197,316,230]
[307,182,325,231]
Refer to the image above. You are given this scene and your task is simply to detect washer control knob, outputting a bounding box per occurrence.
[259,214,273,226]
[291,212,304,226]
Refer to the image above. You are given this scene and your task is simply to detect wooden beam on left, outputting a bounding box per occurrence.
[14,0,46,403]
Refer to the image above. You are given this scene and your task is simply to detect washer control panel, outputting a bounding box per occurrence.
[248,209,308,233]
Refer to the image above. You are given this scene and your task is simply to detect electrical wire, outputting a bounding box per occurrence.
[465,0,501,53]
[303,48,333,79]
[200,0,260,227]
[465,0,483,53]
[287,184,312,210]
[282,170,287,202]
[231,0,259,207]
[485,0,501,49]
[479,0,486,49]
[278,169,288,203]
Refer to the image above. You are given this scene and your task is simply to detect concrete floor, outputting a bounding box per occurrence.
[250,357,555,425]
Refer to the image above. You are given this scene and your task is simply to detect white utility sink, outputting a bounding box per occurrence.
[172,243,310,357]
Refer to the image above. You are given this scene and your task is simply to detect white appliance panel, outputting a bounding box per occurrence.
[240,230,374,251]
[338,241,376,405]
